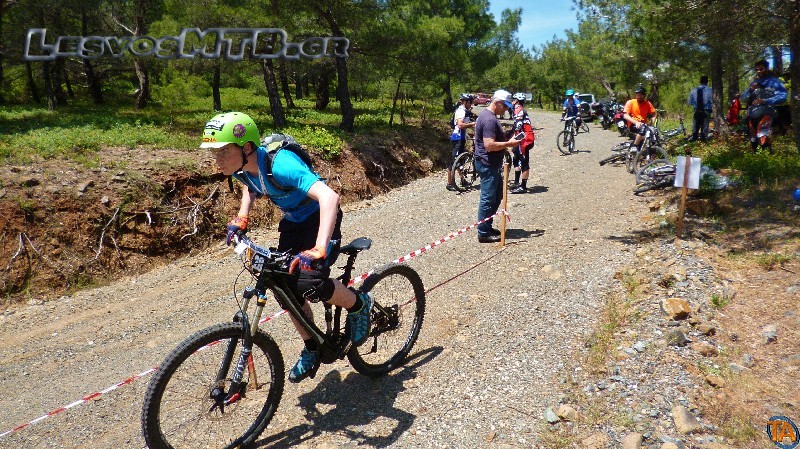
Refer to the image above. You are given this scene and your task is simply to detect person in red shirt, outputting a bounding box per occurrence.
[509,92,535,193]
[622,85,657,150]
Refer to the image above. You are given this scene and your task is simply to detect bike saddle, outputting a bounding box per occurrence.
[340,237,372,255]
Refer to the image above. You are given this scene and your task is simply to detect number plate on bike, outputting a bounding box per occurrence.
[250,253,266,272]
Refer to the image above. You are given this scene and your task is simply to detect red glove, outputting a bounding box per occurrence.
[225,215,248,246]
[289,246,326,273]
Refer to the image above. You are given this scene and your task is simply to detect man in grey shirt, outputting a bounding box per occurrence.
[473,89,524,243]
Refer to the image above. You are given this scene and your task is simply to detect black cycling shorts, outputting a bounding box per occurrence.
[278,208,343,303]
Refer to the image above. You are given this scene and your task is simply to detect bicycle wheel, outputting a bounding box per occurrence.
[580,122,590,133]
[556,130,573,155]
[632,145,668,175]
[348,264,425,377]
[599,152,626,166]
[142,323,285,449]
[451,152,477,192]
[634,159,674,193]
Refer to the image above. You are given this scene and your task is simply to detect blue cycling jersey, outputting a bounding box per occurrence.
[233,146,321,222]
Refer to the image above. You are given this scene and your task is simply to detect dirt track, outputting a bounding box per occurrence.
[0,111,653,448]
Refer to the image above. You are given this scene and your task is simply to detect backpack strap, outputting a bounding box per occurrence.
[264,141,315,192]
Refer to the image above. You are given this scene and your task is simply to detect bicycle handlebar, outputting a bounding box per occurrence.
[232,231,293,272]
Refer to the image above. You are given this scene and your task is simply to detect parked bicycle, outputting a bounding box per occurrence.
[141,232,426,449]
[634,158,676,193]
[451,133,513,192]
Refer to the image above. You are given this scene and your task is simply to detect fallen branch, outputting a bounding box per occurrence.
[4,233,26,272]
[95,207,121,260]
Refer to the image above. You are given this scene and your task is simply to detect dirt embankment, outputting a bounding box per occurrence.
[0,126,444,305]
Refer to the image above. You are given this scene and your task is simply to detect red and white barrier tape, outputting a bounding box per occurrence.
[0,208,510,438]
[0,368,157,438]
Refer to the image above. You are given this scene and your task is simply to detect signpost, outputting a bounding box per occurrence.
[674,150,702,239]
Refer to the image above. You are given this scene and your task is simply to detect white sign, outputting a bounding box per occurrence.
[674,156,702,189]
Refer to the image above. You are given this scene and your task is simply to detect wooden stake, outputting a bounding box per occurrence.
[676,154,692,239]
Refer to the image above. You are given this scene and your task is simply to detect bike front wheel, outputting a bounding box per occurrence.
[556,130,574,155]
[348,264,426,377]
[632,145,669,175]
[142,323,285,449]
[451,152,477,192]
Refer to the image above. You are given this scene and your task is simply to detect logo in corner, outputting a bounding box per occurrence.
[767,416,799,449]
[232,124,246,138]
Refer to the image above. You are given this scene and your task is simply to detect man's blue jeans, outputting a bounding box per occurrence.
[475,158,502,237]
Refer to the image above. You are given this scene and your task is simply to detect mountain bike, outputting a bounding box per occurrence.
[451,134,478,192]
[557,116,580,155]
[141,232,426,449]
[451,134,513,192]
[634,158,676,193]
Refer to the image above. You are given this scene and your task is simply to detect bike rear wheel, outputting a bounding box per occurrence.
[142,323,285,449]
[348,264,426,377]
[599,152,626,166]
[451,152,477,192]
[634,159,675,193]
[556,131,574,155]
[632,145,669,175]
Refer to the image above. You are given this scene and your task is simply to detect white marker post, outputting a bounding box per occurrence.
[674,152,702,238]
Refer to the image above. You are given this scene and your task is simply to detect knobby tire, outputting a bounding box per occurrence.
[348,264,426,377]
[451,152,477,192]
[142,323,285,449]
[556,131,573,155]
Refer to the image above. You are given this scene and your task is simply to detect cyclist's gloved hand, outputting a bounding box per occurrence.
[225,214,248,246]
[289,246,326,273]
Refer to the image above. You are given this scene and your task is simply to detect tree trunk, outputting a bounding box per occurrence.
[26,62,41,104]
[295,71,304,99]
[133,5,150,109]
[278,60,295,109]
[442,74,453,114]
[62,62,74,98]
[52,59,67,106]
[388,76,402,127]
[334,55,353,132]
[81,9,103,104]
[725,64,739,106]
[212,63,221,111]
[789,3,800,152]
[42,62,56,110]
[710,50,725,134]
[315,70,330,110]
[313,5,353,131]
[261,59,286,127]
[771,45,784,74]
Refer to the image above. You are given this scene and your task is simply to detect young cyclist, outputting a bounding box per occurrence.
[510,92,535,194]
[561,89,582,128]
[200,111,373,384]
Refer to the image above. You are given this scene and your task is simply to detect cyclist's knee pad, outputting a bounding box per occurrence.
[297,277,336,303]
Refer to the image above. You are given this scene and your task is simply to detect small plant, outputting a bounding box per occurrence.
[710,293,730,308]
[754,252,792,270]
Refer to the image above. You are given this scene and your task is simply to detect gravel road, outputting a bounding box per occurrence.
[0,111,653,449]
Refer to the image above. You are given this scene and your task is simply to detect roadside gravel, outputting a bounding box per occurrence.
[0,111,652,448]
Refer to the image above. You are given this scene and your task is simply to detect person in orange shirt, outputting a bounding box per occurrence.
[622,85,657,150]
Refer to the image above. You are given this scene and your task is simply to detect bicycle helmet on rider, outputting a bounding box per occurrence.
[635,85,647,94]
[512,92,527,102]
[459,93,474,102]
[565,89,574,96]
[200,112,260,149]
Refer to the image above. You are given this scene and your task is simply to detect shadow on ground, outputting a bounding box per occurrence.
[256,346,443,448]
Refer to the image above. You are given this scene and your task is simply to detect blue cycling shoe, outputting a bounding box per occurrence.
[348,292,373,346]
[288,348,319,383]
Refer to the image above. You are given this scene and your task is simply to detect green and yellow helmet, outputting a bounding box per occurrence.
[200,112,260,149]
